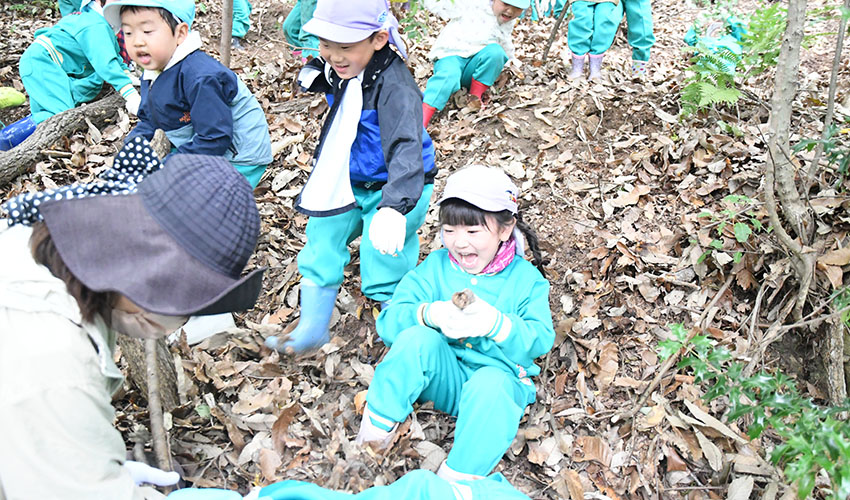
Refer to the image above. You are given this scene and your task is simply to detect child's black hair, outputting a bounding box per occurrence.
[119,5,180,33]
[439,198,546,277]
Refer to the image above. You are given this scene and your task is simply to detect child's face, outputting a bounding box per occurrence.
[442,217,514,274]
[121,8,188,72]
[318,31,389,80]
[492,0,523,24]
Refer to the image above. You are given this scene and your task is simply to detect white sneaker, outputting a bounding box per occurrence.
[355,404,398,449]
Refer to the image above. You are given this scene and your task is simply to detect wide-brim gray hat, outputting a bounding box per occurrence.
[38,153,264,316]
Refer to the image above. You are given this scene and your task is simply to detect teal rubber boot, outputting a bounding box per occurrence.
[0,116,36,151]
[265,280,339,354]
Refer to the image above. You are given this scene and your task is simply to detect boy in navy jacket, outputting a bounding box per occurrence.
[264,0,436,354]
[104,0,272,187]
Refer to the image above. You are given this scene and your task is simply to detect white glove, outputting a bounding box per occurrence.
[454,292,512,341]
[125,91,142,116]
[419,300,464,337]
[123,460,180,486]
[369,207,406,255]
[125,69,142,87]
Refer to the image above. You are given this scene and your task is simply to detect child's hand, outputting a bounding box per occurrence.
[452,293,512,342]
[125,91,142,116]
[419,300,463,333]
[123,460,180,486]
[369,207,406,256]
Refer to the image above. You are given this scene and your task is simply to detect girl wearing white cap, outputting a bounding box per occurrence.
[356,165,555,482]
[421,0,530,126]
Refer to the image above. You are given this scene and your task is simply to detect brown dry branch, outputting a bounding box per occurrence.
[145,338,173,476]
[0,93,123,189]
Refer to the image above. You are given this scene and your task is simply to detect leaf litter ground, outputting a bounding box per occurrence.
[2,0,850,498]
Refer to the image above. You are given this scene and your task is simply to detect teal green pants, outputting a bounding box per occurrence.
[234,164,265,188]
[567,0,624,56]
[58,0,81,16]
[297,184,433,302]
[283,0,319,59]
[20,44,101,123]
[232,0,252,38]
[422,44,508,111]
[258,470,530,500]
[623,0,654,61]
[366,326,536,476]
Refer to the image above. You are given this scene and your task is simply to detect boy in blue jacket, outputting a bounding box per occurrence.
[264,0,436,354]
[0,0,140,152]
[104,0,273,188]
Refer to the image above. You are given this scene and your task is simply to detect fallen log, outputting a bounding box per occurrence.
[0,92,124,189]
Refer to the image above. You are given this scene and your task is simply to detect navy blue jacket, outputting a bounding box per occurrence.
[301,46,436,216]
[129,50,272,167]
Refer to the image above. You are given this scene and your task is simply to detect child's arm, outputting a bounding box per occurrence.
[76,23,140,109]
[376,81,426,216]
[486,278,555,368]
[126,82,156,142]
[178,73,239,156]
[375,267,439,346]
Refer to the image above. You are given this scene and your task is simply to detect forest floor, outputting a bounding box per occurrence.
[2,0,850,498]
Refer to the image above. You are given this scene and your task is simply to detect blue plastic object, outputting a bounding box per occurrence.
[0,116,36,152]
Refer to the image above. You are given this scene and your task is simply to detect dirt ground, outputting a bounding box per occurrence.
[2,0,850,498]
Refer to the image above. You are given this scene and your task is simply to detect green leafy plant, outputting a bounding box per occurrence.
[696,194,768,266]
[659,323,850,499]
[739,2,786,76]
[681,46,742,116]
[794,125,850,187]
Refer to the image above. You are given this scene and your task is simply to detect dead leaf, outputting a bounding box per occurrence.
[573,435,611,466]
[591,341,618,391]
[727,476,754,500]
[695,429,723,471]
[258,448,281,482]
[354,390,368,414]
[562,469,585,500]
[683,399,747,444]
[610,184,651,208]
[271,403,301,454]
[819,247,850,266]
[818,262,844,290]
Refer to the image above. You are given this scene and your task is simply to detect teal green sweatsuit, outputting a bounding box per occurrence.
[58,0,82,16]
[567,0,624,56]
[232,0,252,39]
[365,249,555,476]
[283,0,319,59]
[422,44,508,111]
[623,0,655,61]
[258,470,530,500]
[20,9,135,123]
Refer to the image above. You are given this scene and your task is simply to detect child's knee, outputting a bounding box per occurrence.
[463,367,524,405]
[478,43,509,64]
[393,325,445,353]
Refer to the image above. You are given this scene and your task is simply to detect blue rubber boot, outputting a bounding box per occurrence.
[0,116,36,151]
[265,280,338,354]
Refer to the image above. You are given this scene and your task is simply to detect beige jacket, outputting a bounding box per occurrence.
[0,224,163,500]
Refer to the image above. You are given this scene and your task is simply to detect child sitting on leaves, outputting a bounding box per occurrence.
[567,0,624,80]
[264,0,436,355]
[103,0,273,188]
[355,165,555,482]
[0,0,141,152]
[421,0,529,127]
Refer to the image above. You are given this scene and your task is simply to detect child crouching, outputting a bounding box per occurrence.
[356,165,555,481]
[104,0,273,188]
[421,0,529,127]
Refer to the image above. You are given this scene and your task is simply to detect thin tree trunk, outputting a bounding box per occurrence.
[117,336,180,411]
[220,0,234,68]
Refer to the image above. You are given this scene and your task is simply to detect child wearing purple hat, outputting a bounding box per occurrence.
[264,0,436,354]
[421,0,529,127]
[355,165,554,482]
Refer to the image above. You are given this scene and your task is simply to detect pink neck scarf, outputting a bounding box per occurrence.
[448,236,517,276]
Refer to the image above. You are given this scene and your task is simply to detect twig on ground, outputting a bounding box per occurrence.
[541,5,570,63]
[145,339,172,475]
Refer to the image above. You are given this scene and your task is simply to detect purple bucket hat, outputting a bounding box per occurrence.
[303,0,407,58]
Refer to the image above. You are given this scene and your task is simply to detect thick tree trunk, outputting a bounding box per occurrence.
[762,0,816,322]
[117,335,180,411]
[0,93,123,189]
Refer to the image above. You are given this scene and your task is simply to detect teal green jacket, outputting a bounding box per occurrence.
[32,9,134,103]
[376,249,554,382]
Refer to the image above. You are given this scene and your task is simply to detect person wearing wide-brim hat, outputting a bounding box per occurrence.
[0,139,265,499]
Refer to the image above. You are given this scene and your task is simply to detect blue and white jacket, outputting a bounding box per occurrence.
[128,32,272,168]
[299,46,436,216]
